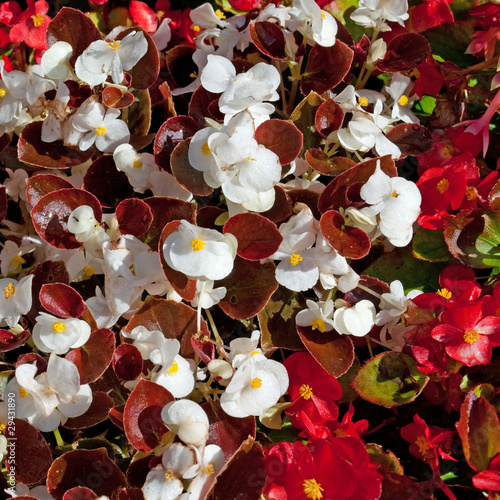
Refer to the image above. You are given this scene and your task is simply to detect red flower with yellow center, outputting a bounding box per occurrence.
[8,0,50,50]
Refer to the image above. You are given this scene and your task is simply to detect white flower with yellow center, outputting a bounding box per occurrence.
[291,0,337,47]
[333,299,377,337]
[0,239,35,277]
[350,0,409,32]
[32,312,91,355]
[0,274,34,328]
[296,299,336,333]
[0,61,27,126]
[75,30,148,88]
[113,143,158,193]
[67,205,100,243]
[162,220,237,281]
[161,400,210,447]
[385,73,419,124]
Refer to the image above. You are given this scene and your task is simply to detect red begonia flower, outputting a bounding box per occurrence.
[9,0,50,50]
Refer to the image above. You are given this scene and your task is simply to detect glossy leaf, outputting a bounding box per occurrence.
[352,352,429,407]
[63,487,98,500]
[123,379,173,452]
[66,328,116,385]
[18,122,93,169]
[39,283,85,319]
[189,86,224,128]
[377,33,431,72]
[320,210,371,259]
[305,148,355,176]
[223,213,283,261]
[113,343,143,382]
[261,185,293,223]
[249,21,287,60]
[255,120,303,165]
[31,188,102,250]
[0,328,31,352]
[47,448,127,500]
[116,198,153,238]
[412,227,452,262]
[26,174,74,206]
[128,89,153,149]
[385,123,433,157]
[218,257,279,320]
[102,86,135,109]
[300,41,354,95]
[290,92,325,153]
[315,98,344,137]
[63,391,114,430]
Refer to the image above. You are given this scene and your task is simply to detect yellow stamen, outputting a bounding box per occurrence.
[0,423,5,433]
[436,178,449,194]
[250,377,262,390]
[96,126,106,136]
[334,428,347,438]
[32,13,45,27]
[167,360,179,376]
[165,469,175,482]
[415,435,431,457]
[3,283,15,299]
[299,384,313,400]
[321,10,326,19]
[192,25,201,33]
[107,40,120,51]
[436,288,452,300]
[190,237,205,252]
[215,9,226,19]
[245,157,256,162]
[390,189,400,198]
[201,141,211,156]
[465,186,477,201]
[310,318,326,333]
[133,160,143,169]
[19,387,29,399]
[358,96,369,107]
[189,71,198,79]
[204,464,215,475]
[250,350,260,357]
[52,322,66,333]
[157,10,165,19]
[398,95,409,106]
[84,265,94,277]
[11,255,25,267]
[0,88,7,98]
[463,329,479,344]
[289,253,303,266]
[303,478,324,500]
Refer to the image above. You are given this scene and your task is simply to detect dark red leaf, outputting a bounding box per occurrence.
[47,448,127,500]
[123,379,173,452]
[63,391,114,430]
[385,123,433,157]
[31,189,102,249]
[191,336,215,365]
[63,487,98,500]
[26,174,74,206]
[224,213,283,261]
[0,328,30,352]
[39,283,85,319]
[189,87,224,128]
[128,89,153,148]
[377,33,431,73]
[166,44,197,91]
[315,99,344,137]
[102,86,135,109]
[113,343,143,382]
[116,198,153,237]
[249,21,287,60]
[255,120,303,165]
[305,148,355,176]
[261,186,293,223]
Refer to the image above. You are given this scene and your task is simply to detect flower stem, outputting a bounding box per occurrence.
[53,427,65,448]
[357,283,382,300]
[365,335,374,358]
[205,308,222,345]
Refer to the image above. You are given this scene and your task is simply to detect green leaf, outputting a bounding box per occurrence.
[412,227,453,262]
[352,352,429,407]
[413,96,437,117]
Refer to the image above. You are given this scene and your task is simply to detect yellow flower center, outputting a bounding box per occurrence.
[107,40,120,51]
[465,186,477,201]
[192,25,201,33]
[32,13,45,27]
[303,478,324,499]
[358,96,369,107]
[11,255,25,267]
[289,253,303,266]
[96,126,106,136]
[201,141,211,156]
[321,10,326,19]
[190,237,205,252]
[190,71,198,79]
[250,350,260,357]
[0,88,7,98]
[299,384,313,400]
[334,428,347,438]
[398,94,409,106]
[436,178,449,194]
[165,469,175,482]
[436,288,452,300]
[167,360,179,376]
[310,318,326,333]
[204,463,215,475]
[0,423,5,433]
[215,9,226,19]
[52,322,66,333]
[463,329,479,344]
[415,435,431,457]
[245,157,256,162]
[133,160,143,169]
[84,265,94,277]
[390,189,400,198]
[19,387,29,399]
[157,10,165,19]
[250,377,262,390]
[3,283,15,299]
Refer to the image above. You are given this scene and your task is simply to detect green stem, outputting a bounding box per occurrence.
[205,308,222,345]
[365,335,374,358]
[53,427,65,448]
[273,60,288,116]
[286,57,304,116]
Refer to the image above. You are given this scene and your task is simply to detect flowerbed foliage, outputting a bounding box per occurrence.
[0,0,500,498]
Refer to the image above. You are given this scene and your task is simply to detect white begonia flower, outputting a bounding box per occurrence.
[228,330,261,368]
[343,206,379,235]
[67,205,100,243]
[0,434,6,462]
[296,299,336,333]
[25,65,56,106]
[122,325,166,360]
[360,160,421,247]
[149,170,193,201]
[220,353,289,418]
[75,30,148,88]
[161,399,210,447]
[6,483,52,500]
[333,299,377,337]
[0,62,27,125]
[207,359,233,381]
[41,81,70,143]
[163,220,237,281]
[385,73,419,124]
[152,17,172,51]
[366,38,387,71]
[291,0,337,47]
[0,239,35,277]
[70,99,130,153]
[0,275,34,328]
[41,41,73,80]
[200,55,280,118]
[113,143,158,193]
[191,3,229,30]
[10,353,92,432]
[350,0,409,32]
[143,443,195,500]
[191,279,227,309]
[3,168,28,203]
[32,312,91,355]
[375,280,422,328]
[183,444,225,499]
